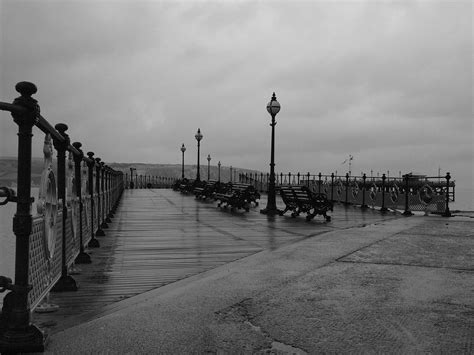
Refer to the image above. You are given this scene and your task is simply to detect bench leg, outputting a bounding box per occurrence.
[279,206,290,216]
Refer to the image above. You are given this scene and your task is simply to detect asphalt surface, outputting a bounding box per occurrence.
[42,213,473,354]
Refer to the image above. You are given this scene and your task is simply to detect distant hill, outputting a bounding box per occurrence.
[0,157,263,186]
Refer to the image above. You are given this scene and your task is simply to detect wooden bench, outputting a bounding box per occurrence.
[214,183,260,212]
[178,179,196,194]
[279,185,332,221]
[194,180,220,200]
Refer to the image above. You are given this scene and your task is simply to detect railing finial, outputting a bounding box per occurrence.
[15,81,37,97]
[55,123,68,134]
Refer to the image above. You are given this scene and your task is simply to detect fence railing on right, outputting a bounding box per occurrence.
[238,172,454,217]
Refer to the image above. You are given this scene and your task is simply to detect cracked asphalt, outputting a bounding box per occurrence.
[43,214,473,354]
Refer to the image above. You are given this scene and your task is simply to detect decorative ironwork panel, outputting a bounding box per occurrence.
[83,196,91,245]
[65,207,79,266]
[94,194,99,233]
[28,214,62,310]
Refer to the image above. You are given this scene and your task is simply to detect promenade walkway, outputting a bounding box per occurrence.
[36,189,473,354]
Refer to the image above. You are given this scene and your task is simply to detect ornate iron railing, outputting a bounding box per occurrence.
[0,82,124,352]
[124,174,174,189]
[238,171,454,216]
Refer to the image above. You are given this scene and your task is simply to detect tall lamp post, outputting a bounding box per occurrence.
[180,143,186,179]
[207,154,211,180]
[195,128,203,181]
[218,161,221,182]
[130,167,136,189]
[261,92,281,215]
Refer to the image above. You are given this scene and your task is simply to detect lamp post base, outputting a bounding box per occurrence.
[260,207,282,215]
[88,237,100,248]
[0,324,46,353]
[51,274,78,292]
[75,251,92,264]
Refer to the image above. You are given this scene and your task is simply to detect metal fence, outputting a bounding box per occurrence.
[239,172,454,216]
[0,82,124,353]
[124,174,175,189]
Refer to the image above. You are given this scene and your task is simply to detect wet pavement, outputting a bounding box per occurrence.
[37,189,473,354]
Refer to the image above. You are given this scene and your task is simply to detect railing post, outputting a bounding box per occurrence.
[380,173,388,213]
[442,172,452,217]
[361,173,368,209]
[100,162,109,229]
[105,166,112,223]
[86,152,100,247]
[344,173,349,205]
[95,158,106,236]
[73,142,91,264]
[51,123,78,292]
[318,173,322,193]
[0,82,46,353]
[402,174,413,216]
[306,172,310,188]
[330,173,335,202]
[109,167,116,217]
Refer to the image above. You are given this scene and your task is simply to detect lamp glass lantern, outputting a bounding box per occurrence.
[266,93,281,116]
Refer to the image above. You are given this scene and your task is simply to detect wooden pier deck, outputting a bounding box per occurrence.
[33,188,400,334]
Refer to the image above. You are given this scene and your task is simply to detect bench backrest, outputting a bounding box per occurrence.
[280,185,313,203]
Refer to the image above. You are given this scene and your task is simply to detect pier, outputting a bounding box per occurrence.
[0,82,470,353]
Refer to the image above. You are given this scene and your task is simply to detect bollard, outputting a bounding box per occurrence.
[51,123,78,292]
[0,81,46,353]
[73,142,91,264]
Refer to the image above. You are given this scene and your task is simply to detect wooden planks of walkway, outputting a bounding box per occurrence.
[33,188,400,334]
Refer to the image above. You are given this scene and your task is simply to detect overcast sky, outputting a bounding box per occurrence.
[0,0,472,204]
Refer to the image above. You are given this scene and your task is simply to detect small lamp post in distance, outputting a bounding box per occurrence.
[195,128,203,181]
[180,143,186,179]
[207,154,211,181]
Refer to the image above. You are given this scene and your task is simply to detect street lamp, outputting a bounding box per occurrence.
[207,154,211,180]
[261,92,281,215]
[180,143,186,179]
[130,167,136,189]
[230,166,233,183]
[195,128,203,181]
[218,161,221,182]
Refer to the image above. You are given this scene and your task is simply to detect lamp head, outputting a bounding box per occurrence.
[195,128,203,142]
[266,92,281,116]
